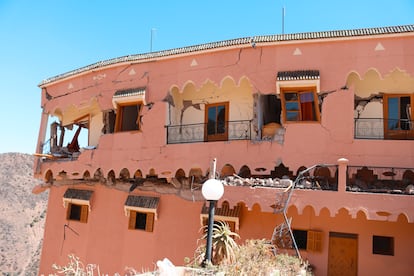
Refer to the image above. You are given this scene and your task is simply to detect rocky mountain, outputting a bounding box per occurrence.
[0,153,48,275]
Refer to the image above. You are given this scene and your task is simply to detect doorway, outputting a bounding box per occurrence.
[328,232,358,276]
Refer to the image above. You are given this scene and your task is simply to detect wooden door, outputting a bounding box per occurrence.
[328,232,358,276]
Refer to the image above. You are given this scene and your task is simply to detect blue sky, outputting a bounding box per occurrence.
[0,0,413,154]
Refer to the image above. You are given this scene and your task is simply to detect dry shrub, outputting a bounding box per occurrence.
[217,239,311,276]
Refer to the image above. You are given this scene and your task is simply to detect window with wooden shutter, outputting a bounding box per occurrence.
[63,189,93,224]
[145,212,154,232]
[112,87,146,133]
[128,210,137,230]
[124,195,159,232]
[293,229,323,252]
[201,217,236,233]
[128,210,155,232]
[200,202,241,232]
[66,203,89,223]
[307,230,323,252]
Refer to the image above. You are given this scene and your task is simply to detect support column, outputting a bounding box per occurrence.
[337,158,349,193]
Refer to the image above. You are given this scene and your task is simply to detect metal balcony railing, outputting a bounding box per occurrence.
[166,120,252,144]
[354,118,414,140]
[347,165,414,194]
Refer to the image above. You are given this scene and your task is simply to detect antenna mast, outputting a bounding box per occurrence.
[150,28,156,52]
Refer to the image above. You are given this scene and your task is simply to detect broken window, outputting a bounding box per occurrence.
[261,94,281,125]
[112,87,146,133]
[256,94,282,139]
[103,110,116,134]
[280,87,320,122]
[115,103,142,132]
[46,115,90,156]
[276,70,321,124]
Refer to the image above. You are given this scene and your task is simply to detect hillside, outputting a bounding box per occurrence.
[0,153,48,275]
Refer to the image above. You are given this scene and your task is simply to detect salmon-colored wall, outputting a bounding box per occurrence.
[36,36,414,181]
[233,202,414,276]
[36,31,414,275]
[39,185,205,274]
[39,183,414,275]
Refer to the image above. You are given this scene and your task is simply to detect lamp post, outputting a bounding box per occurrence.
[201,160,224,266]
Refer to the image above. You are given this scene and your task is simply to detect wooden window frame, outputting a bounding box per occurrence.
[200,215,238,232]
[128,210,155,232]
[293,229,323,252]
[114,102,143,132]
[383,94,413,139]
[66,202,89,223]
[280,86,320,123]
[204,102,229,142]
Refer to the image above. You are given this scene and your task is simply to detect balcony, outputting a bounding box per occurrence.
[166,120,252,144]
[222,159,414,223]
[347,165,414,195]
[354,118,414,140]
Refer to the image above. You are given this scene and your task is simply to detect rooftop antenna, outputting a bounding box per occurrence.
[150,28,156,52]
[282,6,285,35]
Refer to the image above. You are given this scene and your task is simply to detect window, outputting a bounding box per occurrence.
[259,94,281,125]
[63,188,93,223]
[47,116,90,155]
[112,87,146,132]
[103,110,116,134]
[115,102,142,132]
[256,94,283,140]
[67,203,89,223]
[124,195,159,232]
[293,229,323,252]
[200,201,241,231]
[276,70,320,123]
[383,94,413,139]
[128,210,155,232]
[372,235,394,256]
[201,218,236,233]
[280,87,320,122]
[204,102,229,141]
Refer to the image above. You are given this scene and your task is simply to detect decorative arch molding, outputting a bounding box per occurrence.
[50,108,63,121]
[107,170,116,185]
[221,193,414,223]
[182,81,198,94]
[346,67,414,98]
[119,168,130,180]
[167,76,254,126]
[83,170,91,180]
[133,169,143,178]
[221,164,236,177]
[397,213,410,223]
[356,210,368,220]
[44,169,53,184]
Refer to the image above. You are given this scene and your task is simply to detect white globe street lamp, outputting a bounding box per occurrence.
[202,178,224,201]
[201,177,224,266]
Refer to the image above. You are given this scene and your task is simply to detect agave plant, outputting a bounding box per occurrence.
[201,221,240,265]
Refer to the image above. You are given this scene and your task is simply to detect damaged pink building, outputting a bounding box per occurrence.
[33,24,414,275]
